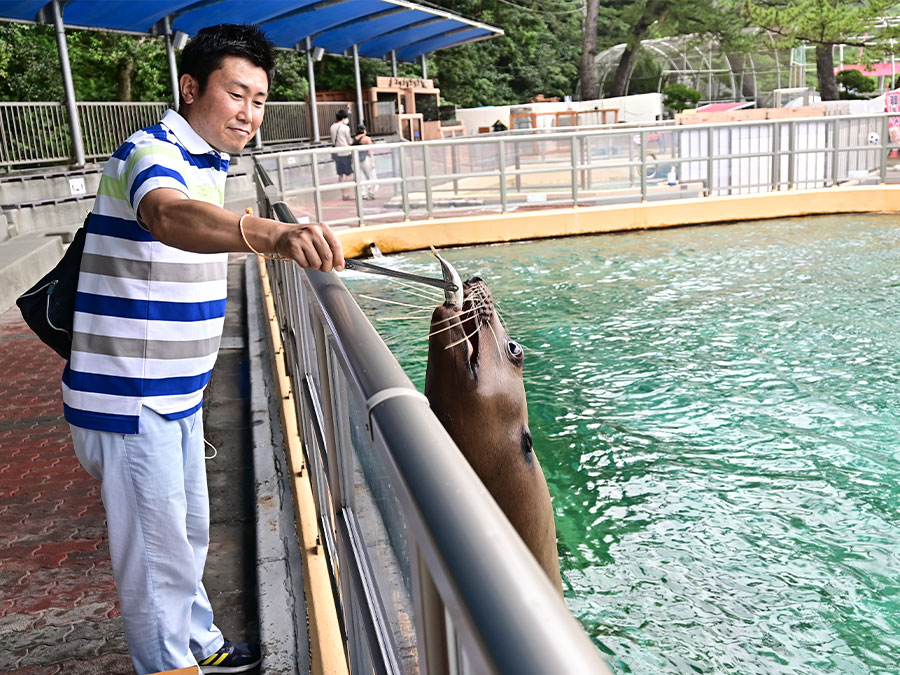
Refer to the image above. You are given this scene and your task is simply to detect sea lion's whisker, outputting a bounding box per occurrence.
[376,308,436,320]
[358,294,432,310]
[428,304,480,328]
[428,310,477,337]
[444,324,481,350]
[486,320,504,360]
[383,278,446,302]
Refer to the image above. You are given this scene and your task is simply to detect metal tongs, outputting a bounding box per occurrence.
[343,247,465,306]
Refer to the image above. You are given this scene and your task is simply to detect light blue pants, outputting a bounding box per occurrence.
[70,406,224,675]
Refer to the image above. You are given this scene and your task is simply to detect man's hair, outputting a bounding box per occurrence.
[180,24,276,94]
[336,109,349,121]
[356,124,366,134]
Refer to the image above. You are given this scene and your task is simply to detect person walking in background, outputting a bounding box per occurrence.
[353,123,377,200]
[61,24,343,675]
[330,108,353,200]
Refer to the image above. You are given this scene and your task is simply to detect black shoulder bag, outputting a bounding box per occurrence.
[15,214,89,359]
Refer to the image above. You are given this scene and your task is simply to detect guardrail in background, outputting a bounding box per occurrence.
[255,112,896,228]
[253,158,612,675]
[79,102,168,160]
[0,100,358,171]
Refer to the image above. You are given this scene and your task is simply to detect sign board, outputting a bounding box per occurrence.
[886,90,900,143]
[376,76,434,90]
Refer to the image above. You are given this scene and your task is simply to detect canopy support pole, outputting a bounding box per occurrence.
[163,16,180,109]
[353,44,365,126]
[50,0,84,166]
[391,50,398,77]
[420,54,428,80]
[306,38,320,142]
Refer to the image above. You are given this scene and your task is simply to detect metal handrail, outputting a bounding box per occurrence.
[255,157,611,674]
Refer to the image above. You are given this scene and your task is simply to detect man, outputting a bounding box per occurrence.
[62,24,343,675]
[329,108,353,199]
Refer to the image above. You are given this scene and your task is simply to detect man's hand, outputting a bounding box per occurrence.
[273,221,344,272]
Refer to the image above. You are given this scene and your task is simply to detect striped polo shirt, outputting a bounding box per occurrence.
[62,110,230,434]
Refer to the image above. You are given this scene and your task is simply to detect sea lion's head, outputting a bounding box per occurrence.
[425,277,532,459]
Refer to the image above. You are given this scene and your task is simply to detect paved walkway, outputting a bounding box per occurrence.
[0,255,262,674]
[0,306,132,674]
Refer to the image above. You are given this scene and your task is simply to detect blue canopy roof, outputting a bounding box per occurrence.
[0,0,502,62]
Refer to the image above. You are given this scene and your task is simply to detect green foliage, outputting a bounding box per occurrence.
[0,23,63,101]
[270,50,309,101]
[742,0,900,56]
[663,83,701,111]
[418,0,582,107]
[0,24,168,102]
[836,68,876,93]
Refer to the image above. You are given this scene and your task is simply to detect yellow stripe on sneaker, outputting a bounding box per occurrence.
[212,653,229,666]
[199,653,220,666]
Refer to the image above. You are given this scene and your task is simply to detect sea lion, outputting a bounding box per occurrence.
[424,275,563,593]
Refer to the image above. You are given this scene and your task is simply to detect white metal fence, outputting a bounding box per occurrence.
[255,112,898,228]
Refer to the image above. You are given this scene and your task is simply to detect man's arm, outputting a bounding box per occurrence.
[138,188,344,272]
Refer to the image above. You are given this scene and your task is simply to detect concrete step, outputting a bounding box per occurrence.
[0,167,103,205]
[2,196,93,239]
[0,233,66,315]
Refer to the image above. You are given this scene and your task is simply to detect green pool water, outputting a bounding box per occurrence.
[343,214,900,674]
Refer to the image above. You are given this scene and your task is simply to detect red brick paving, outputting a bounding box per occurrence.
[0,304,129,673]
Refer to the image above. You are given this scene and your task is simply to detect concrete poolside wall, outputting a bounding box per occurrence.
[335,185,900,258]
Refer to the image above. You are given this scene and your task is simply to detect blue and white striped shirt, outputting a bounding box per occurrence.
[63,110,230,434]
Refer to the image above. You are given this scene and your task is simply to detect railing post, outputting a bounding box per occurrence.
[423,145,434,218]
[412,547,450,675]
[353,148,365,225]
[310,151,324,223]
[787,120,795,189]
[771,121,780,191]
[514,138,522,193]
[570,136,579,206]
[831,118,839,187]
[498,139,508,212]
[706,126,714,196]
[277,154,285,193]
[639,129,648,202]
[880,113,889,184]
[451,143,460,195]
[628,132,635,187]
[399,144,410,220]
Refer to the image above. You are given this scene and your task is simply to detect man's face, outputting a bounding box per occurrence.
[180,55,268,154]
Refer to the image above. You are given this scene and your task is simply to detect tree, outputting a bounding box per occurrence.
[836,68,877,96]
[742,0,900,101]
[579,0,600,100]
[663,82,701,112]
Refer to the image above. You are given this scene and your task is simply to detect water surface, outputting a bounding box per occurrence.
[344,215,900,674]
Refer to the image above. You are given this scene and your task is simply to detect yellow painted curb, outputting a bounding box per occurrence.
[336,185,900,257]
[257,257,348,675]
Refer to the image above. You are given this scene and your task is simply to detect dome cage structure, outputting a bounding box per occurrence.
[593,33,795,110]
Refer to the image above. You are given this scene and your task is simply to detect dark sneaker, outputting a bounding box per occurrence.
[198,639,261,673]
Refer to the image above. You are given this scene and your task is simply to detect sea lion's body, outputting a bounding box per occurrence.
[425,277,562,592]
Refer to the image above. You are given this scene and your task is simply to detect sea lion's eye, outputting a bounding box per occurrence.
[507,341,523,360]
